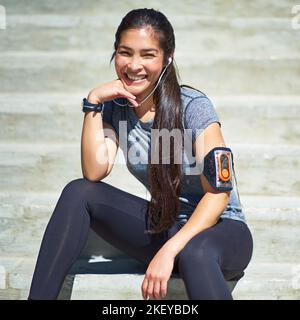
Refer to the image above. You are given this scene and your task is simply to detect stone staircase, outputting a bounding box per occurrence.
[0,0,300,300]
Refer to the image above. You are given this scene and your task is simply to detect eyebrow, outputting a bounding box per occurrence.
[118,45,159,53]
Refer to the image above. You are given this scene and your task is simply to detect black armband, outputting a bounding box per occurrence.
[203,147,233,191]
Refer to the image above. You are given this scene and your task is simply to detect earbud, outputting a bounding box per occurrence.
[167,57,172,66]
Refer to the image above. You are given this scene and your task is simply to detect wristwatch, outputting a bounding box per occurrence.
[82,98,104,113]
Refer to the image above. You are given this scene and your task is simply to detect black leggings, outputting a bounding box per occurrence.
[28,178,253,300]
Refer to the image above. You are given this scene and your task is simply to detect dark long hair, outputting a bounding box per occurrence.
[110,8,184,233]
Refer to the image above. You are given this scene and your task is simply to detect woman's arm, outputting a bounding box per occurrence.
[81,81,138,181]
[162,122,231,257]
[81,108,110,181]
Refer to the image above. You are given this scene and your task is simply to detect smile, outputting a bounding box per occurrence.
[125,73,147,83]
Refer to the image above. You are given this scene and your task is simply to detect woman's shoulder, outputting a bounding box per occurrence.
[180,85,216,116]
[180,85,220,138]
[180,85,208,105]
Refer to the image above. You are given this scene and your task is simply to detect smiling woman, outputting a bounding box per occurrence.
[28,8,253,301]
[114,28,165,100]
[108,10,185,234]
[113,34,172,117]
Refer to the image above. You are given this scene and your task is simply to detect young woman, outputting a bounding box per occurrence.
[28,8,253,300]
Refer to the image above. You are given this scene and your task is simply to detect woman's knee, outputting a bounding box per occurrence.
[61,178,103,198]
[60,178,112,220]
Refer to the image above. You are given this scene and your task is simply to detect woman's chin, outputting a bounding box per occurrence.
[121,80,155,104]
[126,87,147,100]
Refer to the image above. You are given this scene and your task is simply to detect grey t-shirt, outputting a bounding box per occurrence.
[102,86,246,226]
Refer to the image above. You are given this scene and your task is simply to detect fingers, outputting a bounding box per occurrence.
[146,280,154,300]
[142,277,154,300]
[120,89,136,102]
[115,86,135,99]
[142,278,167,300]
[87,79,140,107]
[114,81,138,107]
[153,280,162,300]
[160,280,168,299]
[127,97,140,108]
[141,277,148,300]
[116,89,139,107]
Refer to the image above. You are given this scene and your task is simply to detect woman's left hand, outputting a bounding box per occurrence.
[141,246,176,300]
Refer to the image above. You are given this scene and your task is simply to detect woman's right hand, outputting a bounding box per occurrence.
[86,79,139,107]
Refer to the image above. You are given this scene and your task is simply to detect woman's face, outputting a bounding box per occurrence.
[115,27,165,105]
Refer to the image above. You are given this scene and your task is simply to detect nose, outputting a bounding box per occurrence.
[127,56,143,72]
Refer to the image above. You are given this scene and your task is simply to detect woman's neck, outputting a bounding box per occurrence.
[136,95,155,113]
[134,96,156,121]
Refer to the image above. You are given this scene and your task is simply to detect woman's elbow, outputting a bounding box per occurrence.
[82,173,103,182]
[207,190,231,208]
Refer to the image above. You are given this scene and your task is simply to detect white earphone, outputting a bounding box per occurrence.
[167,56,172,66]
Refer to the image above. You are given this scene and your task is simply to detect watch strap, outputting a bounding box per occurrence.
[82,98,104,113]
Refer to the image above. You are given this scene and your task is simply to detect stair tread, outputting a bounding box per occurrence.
[1,254,299,277]
[1,50,300,59]
[70,260,300,299]
[4,0,296,18]
[1,188,300,205]
[1,93,300,114]
[2,255,299,299]
[0,140,299,150]
[5,14,297,26]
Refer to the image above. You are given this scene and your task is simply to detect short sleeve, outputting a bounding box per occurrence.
[184,96,221,144]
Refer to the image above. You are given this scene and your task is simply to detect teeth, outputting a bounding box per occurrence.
[127,74,146,81]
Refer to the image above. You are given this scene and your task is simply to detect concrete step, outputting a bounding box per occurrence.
[0,219,126,260]
[0,142,143,193]
[0,255,90,300]
[2,15,299,55]
[0,255,194,300]
[0,51,299,95]
[1,191,300,262]
[1,254,300,300]
[214,95,300,145]
[0,254,226,300]
[233,262,300,300]
[68,255,238,300]
[1,94,299,145]
[70,261,300,300]
[0,142,299,196]
[2,192,300,220]
[1,0,296,17]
